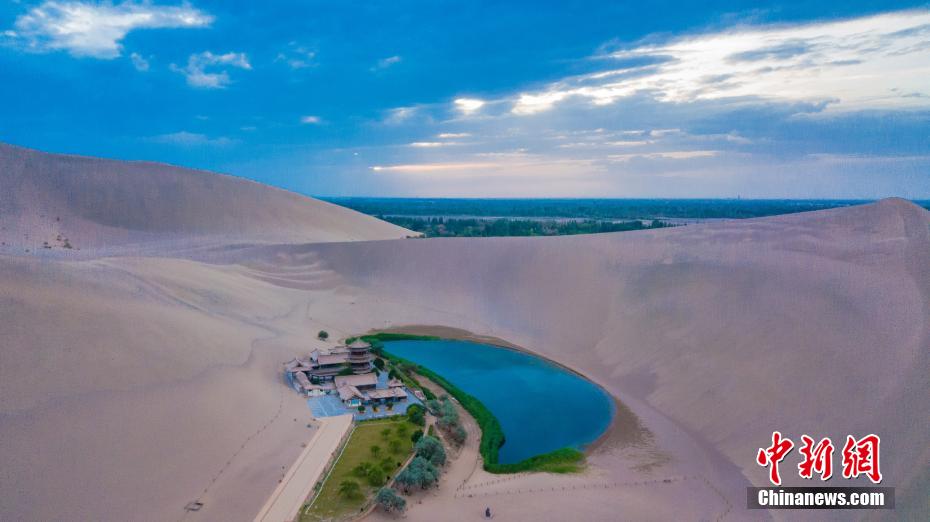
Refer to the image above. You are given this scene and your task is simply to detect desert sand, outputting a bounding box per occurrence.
[1,143,928,521]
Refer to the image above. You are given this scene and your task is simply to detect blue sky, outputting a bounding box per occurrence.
[1,1,929,198]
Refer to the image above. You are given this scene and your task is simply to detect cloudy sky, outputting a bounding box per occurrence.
[2,1,929,198]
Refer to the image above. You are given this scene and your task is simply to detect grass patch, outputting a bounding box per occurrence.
[379,347,585,474]
[302,417,420,521]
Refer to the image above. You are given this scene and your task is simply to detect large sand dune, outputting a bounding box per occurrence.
[0,142,412,253]
[1,145,927,521]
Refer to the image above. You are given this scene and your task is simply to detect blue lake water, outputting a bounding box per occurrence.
[384,339,614,464]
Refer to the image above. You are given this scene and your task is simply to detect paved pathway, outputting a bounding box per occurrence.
[253,414,353,522]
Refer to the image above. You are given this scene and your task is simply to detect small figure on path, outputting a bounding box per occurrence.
[485,506,492,518]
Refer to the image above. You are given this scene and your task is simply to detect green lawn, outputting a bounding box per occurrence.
[302,417,420,521]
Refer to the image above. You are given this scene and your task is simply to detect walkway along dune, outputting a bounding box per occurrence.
[254,415,352,522]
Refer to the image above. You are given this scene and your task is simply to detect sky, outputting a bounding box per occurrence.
[1,1,929,198]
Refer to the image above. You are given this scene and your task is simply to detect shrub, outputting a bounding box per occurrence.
[373,358,385,370]
[370,444,381,457]
[357,405,365,413]
[338,479,361,499]
[375,487,406,513]
[317,330,329,340]
[388,438,403,454]
[410,430,423,443]
[380,428,392,439]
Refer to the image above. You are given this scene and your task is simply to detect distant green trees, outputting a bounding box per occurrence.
[318,330,329,340]
[376,487,406,513]
[379,216,674,238]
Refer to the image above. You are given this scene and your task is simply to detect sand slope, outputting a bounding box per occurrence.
[0,142,412,252]
[1,146,927,521]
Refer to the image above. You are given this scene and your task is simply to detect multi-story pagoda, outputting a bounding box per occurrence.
[347,339,373,374]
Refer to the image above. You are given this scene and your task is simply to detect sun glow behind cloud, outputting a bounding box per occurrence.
[454,97,486,115]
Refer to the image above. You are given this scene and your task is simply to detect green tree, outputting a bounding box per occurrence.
[317,330,329,340]
[379,456,397,474]
[395,456,439,492]
[414,435,446,467]
[375,487,406,513]
[450,424,467,445]
[373,357,385,370]
[370,444,381,457]
[338,479,361,499]
[388,438,403,454]
[410,430,423,443]
[366,467,385,487]
[406,404,425,426]
[352,462,373,478]
[380,428,392,440]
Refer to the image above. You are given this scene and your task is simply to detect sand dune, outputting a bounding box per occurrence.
[1,146,927,520]
[0,142,412,253]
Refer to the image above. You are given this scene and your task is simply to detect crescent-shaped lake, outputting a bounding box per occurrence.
[383,339,615,464]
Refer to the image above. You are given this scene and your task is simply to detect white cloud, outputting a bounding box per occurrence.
[409,141,447,148]
[454,97,486,115]
[383,106,418,124]
[437,132,471,139]
[607,150,720,162]
[148,131,237,146]
[370,154,601,181]
[372,55,401,71]
[512,9,930,114]
[171,51,251,88]
[7,1,211,58]
[129,51,148,71]
[300,115,322,124]
[275,42,316,69]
